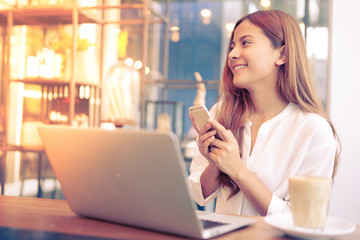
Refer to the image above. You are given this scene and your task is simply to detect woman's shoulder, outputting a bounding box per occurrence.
[290,103,329,125]
[289,103,334,140]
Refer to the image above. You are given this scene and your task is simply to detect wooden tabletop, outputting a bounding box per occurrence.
[0,196,358,240]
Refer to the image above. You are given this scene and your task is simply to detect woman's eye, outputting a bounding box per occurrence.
[242,40,250,46]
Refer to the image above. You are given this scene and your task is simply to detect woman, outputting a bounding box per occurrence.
[187,10,339,216]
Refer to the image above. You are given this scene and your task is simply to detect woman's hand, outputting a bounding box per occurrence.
[206,119,272,216]
[189,112,217,162]
[189,112,221,197]
[190,113,273,215]
[206,119,245,179]
[189,112,243,175]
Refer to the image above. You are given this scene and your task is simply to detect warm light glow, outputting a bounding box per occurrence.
[171,31,180,42]
[25,56,39,78]
[78,85,90,99]
[170,24,180,42]
[200,9,212,25]
[64,86,69,98]
[90,97,95,105]
[85,86,90,99]
[112,28,121,34]
[134,61,143,70]
[200,9,212,18]
[54,54,62,78]
[37,48,56,79]
[125,57,134,66]
[225,23,235,33]
[78,0,97,7]
[79,85,85,99]
[145,66,150,75]
[260,0,271,8]
[22,89,42,99]
[79,24,96,42]
[170,26,180,32]
[118,30,129,59]
[59,87,63,98]
[10,35,16,44]
[299,23,306,37]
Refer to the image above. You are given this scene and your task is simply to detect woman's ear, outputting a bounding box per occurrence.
[275,45,286,66]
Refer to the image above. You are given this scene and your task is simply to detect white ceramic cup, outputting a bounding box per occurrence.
[288,176,332,229]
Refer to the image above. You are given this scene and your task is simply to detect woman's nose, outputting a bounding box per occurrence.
[228,48,240,60]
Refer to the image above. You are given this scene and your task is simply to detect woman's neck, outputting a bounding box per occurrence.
[248,87,288,124]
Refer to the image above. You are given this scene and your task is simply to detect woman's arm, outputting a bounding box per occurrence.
[208,119,273,216]
[189,109,273,212]
[230,164,273,216]
[188,112,222,200]
[187,145,220,205]
[200,162,221,198]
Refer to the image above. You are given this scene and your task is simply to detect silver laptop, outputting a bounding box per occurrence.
[38,125,255,239]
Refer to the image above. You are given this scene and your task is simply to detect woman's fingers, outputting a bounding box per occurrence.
[209,119,229,141]
[189,112,213,136]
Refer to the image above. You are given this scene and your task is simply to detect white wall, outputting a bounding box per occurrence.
[328,0,360,224]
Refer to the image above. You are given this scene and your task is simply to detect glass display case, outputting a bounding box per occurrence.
[0,0,170,196]
[0,1,103,196]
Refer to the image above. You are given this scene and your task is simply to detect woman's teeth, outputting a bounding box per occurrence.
[234,65,246,70]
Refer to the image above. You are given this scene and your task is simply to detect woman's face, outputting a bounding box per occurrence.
[227,20,284,92]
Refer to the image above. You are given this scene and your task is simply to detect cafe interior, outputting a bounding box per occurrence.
[0,0,359,239]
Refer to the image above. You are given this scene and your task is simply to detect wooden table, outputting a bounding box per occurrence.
[0,196,358,240]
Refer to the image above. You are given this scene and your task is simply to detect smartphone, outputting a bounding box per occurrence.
[189,105,212,130]
[189,105,223,140]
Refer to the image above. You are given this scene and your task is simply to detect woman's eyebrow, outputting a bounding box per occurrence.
[230,34,254,45]
[239,34,255,41]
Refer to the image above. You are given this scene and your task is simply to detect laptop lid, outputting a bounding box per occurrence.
[38,125,254,239]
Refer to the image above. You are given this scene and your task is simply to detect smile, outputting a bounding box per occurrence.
[233,64,247,71]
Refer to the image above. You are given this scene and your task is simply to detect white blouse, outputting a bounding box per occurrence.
[187,103,336,216]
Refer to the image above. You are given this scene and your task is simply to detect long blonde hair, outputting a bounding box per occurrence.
[215,10,340,198]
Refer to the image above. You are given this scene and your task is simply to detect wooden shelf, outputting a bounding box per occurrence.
[10,78,101,88]
[6,144,44,153]
[10,78,70,86]
[72,81,101,88]
[0,7,102,25]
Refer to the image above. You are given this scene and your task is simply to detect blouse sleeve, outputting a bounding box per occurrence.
[187,105,220,206]
[267,118,337,215]
[187,140,219,206]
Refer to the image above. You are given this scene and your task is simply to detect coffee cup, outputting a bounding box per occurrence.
[288,176,332,229]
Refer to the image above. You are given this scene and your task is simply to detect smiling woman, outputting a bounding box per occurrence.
[165,1,330,138]
[187,9,339,217]
[227,19,285,91]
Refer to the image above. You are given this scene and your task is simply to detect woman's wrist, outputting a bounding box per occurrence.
[207,162,221,176]
[230,163,250,185]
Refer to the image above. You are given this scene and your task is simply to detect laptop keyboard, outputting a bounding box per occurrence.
[201,219,229,229]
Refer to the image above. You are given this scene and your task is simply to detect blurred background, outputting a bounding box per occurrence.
[0,0,359,224]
